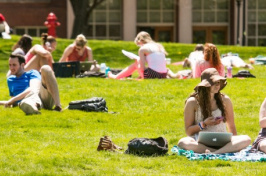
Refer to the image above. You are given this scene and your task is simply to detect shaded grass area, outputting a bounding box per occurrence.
[0,36,266,175]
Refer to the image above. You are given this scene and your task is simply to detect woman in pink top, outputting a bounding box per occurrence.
[193,43,225,78]
[24,33,56,72]
[59,34,99,71]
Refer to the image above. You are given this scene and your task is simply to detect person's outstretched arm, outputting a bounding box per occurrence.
[86,46,93,61]
[3,88,31,107]
[0,101,8,105]
[4,78,41,107]
[137,47,146,79]
[59,44,74,62]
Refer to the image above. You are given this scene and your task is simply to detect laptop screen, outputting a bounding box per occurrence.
[80,61,94,72]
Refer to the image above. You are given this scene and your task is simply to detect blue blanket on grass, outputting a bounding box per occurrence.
[171,145,266,162]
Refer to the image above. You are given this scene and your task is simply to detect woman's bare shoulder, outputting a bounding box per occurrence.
[186,96,198,105]
[67,43,75,49]
[221,94,232,104]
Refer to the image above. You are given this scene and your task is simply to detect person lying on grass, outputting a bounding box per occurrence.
[177,68,251,154]
[108,31,168,79]
[251,98,266,153]
[0,54,62,115]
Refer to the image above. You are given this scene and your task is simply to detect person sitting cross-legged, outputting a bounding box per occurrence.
[0,54,62,115]
[177,68,251,154]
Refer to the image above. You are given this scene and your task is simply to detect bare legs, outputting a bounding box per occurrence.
[178,135,251,154]
[167,69,180,78]
[178,137,217,153]
[213,135,251,154]
[40,65,61,109]
[259,140,266,153]
[24,54,53,72]
[108,60,138,79]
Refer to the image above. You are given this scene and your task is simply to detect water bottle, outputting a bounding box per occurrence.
[105,67,110,76]
[227,66,232,78]
[100,63,106,73]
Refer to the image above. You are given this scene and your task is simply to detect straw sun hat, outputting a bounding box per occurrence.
[194,68,227,91]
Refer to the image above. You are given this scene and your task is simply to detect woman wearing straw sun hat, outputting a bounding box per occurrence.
[177,68,251,154]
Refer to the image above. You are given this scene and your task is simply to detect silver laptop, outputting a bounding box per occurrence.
[80,61,94,72]
[198,132,232,147]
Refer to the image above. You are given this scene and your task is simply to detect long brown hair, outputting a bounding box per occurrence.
[12,34,32,54]
[187,87,226,121]
[204,43,222,71]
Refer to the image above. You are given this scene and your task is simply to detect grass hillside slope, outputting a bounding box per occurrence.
[0,36,266,175]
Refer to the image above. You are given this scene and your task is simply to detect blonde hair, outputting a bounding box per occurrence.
[134,31,168,55]
[134,31,154,45]
[75,34,87,47]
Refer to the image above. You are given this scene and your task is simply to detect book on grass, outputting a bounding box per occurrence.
[122,50,139,60]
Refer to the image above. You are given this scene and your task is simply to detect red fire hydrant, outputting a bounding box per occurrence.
[44,12,60,37]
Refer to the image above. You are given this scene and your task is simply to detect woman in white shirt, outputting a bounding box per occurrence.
[108,31,167,79]
[177,68,251,154]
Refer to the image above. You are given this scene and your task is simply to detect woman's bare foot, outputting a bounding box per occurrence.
[205,149,212,154]
[107,71,116,79]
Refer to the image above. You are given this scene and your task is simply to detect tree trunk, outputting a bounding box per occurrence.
[70,0,106,39]
[70,0,88,38]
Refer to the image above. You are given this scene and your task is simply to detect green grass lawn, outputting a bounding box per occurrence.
[0,36,266,175]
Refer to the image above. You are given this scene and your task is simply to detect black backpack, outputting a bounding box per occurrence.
[125,137,168,156]
[233,70,256,78]
[76,69,131,78]
[68,97,108,112]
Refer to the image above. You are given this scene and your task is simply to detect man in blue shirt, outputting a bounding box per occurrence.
[0,54,61,115]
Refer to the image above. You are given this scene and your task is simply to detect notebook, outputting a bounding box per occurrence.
[80,61,94,72]
[122,50,140,60]
[197,132,233,147]
[53,61,80,78]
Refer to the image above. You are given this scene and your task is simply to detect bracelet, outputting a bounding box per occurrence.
[198,122,204,131]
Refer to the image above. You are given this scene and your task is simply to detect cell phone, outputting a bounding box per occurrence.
[215,116,224,120]
[45,42,51,48]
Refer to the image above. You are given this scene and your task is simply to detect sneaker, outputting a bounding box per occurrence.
[19,102,41,115]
